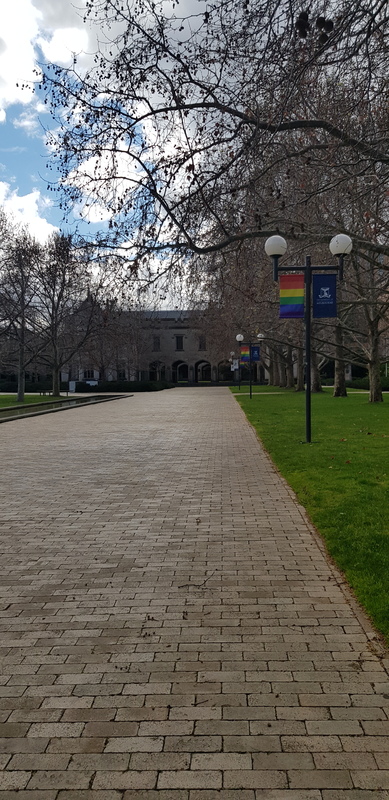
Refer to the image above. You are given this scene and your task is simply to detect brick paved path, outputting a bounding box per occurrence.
[0,387,388,800]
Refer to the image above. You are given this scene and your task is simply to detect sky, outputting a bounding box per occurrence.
[0,0,100,242]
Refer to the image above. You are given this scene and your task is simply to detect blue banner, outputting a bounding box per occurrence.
[250,345,260,362]
[312,274,337,318]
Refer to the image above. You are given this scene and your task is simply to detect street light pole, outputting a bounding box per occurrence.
[304,256,312,443]
[265,234,353,443]
[236,333,244,391]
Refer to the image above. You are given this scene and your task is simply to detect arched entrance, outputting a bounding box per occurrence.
[195,360,211,383]
[217,360,232,381]
[172,360,189,382]
[149,361,165,381]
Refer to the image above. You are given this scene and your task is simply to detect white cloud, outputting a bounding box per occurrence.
[37,27,90,67]
[0,1,91,118]
[0,1,41,112]
[0,181,58,241]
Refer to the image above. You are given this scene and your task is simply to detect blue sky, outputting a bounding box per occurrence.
[0,0,108,241]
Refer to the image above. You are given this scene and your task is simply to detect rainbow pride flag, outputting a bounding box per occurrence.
[279,274,305,318]
[240,345,250,364]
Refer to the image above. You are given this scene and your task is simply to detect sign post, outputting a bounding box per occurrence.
[265,234,352,443]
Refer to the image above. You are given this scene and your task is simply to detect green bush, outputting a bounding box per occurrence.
[346,376,389,391]
[346,377,369,389]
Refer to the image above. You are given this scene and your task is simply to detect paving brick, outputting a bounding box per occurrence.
[46,737,106,753]
[252,753,314,770]
[191,753,252,770]
[0,793,57,800]
[255,793,321,800]
[123,793,187,800]
[57,793,122,800]
[130,752,190,770]
[6,754,70,770]
[92,771,157,789]
[157,770,222,789]
[104,736,163,752]
[289,770,353,788]
[223,770,287,789]
[163,736,222,752]
[27,723,85,738]
[26,770,93,789]
[0,772,31,790]
[352,771,389,789]
[190,793,255,800]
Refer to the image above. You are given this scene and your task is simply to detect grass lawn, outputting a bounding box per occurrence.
[230,385,289,393]
[0,395,56,408]
[232,387,389,642]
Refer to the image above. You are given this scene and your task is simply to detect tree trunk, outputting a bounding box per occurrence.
[311,349,323,393]
[333,322,347,397]
[267,349,275,385]
[278,355,287,387]
[296,347,304,391]
[17,325,25,403]
[52,368,61,397]
[368,361,383,402]
[286,345,294,388]
[368,320,383,402]
[272,350,280,386]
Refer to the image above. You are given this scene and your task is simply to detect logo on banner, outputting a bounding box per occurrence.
[313,274,337,318]
[250,345,260,362]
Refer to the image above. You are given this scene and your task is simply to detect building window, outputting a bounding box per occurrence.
[117,369,126,380]
[153,335,161,351]
[175,335,184,351]
[83,369,95,380]
[199,335,206,351]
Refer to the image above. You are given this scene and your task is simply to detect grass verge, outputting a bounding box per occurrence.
[233,387,389,642]
[0,395,58,408]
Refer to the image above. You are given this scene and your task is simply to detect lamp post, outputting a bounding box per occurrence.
[229,351,236,385]
[265,234,352,443]
[237,333,254,397]
[236,334,244,391]
[236,333,263,398]
[257,333,264,385]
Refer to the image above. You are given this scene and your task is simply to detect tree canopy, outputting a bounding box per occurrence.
[41,0,389,275]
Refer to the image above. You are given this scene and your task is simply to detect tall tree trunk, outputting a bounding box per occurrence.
[17,323,25,403]
[368,320,383,402]
[368,360,383,402]
[272,349,280,386]
[267,348,275,385]
[52,366,61,397]
[286,345,294,388]
[278,353,287,387]
[333,322,347,397]
[311,349,323,393]
[296,347,304,391]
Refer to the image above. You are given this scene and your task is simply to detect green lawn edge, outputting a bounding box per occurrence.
[0,395,60,409]
[231,388,389,644]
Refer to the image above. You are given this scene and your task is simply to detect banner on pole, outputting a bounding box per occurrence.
[312,274,337,318]
[240,345,250,364]
[250,345,260,362]
[279,274,305,318]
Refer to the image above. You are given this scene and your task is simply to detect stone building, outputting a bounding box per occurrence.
[139,310,221,383]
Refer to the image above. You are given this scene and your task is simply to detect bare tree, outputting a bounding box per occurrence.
[40,0,388,272]
[0,229,43,402]
[35,233,103,396]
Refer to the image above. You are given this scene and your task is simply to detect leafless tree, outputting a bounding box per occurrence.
[40,0,388,273]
